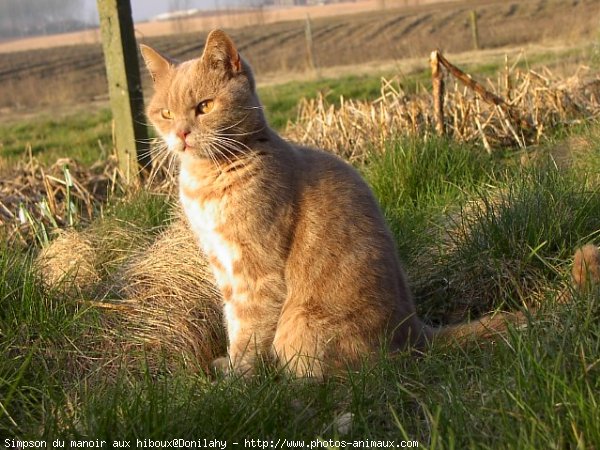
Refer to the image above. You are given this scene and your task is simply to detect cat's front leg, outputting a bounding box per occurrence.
[218,274,285,377]
[222,300,262,376]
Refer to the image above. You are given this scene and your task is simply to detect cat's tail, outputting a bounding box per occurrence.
[572,244,600,290]
[426,244,600,346]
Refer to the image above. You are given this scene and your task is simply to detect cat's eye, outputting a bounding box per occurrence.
[196,100,214,115]
[160,108,174,120]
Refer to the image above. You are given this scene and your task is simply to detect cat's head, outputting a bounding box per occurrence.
[141,30,265,162]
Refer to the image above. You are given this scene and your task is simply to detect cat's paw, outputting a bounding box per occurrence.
[211,356,232,376]
[212,356,256,379]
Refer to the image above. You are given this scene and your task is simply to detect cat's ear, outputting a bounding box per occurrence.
[140,44,174,83]
[201,29,242,75]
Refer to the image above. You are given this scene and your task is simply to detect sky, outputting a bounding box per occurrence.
[82,0,234,23]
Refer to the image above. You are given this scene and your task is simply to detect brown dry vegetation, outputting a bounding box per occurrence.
[1,0,600,114]
[286,64,600,161]
[36,216,225,371]
[0,155,119,244]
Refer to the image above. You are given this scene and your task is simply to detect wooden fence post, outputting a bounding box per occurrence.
[97,0,150,184]
[430,50,445,136]
[469,10,480,51]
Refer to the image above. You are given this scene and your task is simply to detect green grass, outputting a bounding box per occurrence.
[363,137,501,255]
[0,109,113,166]
[259,72,401,129]
[1,68,600,446]
[3,133,600,444]
[1,249,598,444]
[421,163,600,322]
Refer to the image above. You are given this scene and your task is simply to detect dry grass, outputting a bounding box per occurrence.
[0,134,184,247]
[35,228,101,292]
[24,149,225,372]
[0,154,120,246]
[286,63,600,162]
[35,214,225,371]
[108,217,224,370]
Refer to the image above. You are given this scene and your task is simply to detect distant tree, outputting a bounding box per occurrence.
[0,0,85,38]
[169,0,191,33]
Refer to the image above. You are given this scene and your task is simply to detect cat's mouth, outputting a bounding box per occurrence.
[178,139,196,153]
[176,131,194,153]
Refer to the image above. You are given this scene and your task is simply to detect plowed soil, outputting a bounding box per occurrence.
[0,0,599,113]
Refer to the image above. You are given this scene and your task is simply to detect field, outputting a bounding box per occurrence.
[1,0,600,446]
[1,0,600,115]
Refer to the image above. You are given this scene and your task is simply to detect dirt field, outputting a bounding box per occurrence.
[0,0,459,53]
[0,0,599,115]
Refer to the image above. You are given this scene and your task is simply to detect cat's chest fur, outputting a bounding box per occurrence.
[178,163,242,292]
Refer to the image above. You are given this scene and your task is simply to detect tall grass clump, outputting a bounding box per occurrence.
[34,190,225,375]
[420,161,600,320]
[372,285,600,448]
[0,247,103,438]
[363,136,500,259]
[35,190,175,291]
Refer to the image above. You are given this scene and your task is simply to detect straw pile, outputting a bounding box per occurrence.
[35,213,225,371]
[106,217,224,369]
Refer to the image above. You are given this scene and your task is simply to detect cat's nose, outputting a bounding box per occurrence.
[177,130,190,143]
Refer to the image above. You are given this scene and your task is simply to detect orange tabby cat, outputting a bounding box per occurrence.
[140,30,599,378]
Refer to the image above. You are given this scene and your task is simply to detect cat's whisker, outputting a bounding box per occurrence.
[201,140,226,170]
[217,142,268,173]
[218,135,270,172]
[205,132,240,152]
[168,152,178,179]
[212,141,251,163]
[215,133,249,145]
[216,126,266,138]
[209,150,224,170]
[148,145,168,159]
[207,138,238,167]
[158,149,177,185]
[216,135,254,155]
[149,146,169,165]
[211,142,239,166]
[145,159,162,185]
[239,105,265,111]
[214,113,252,134]
[138,149,160,173]
[150,148,172,175]
[206,132,258,169]
[144,141,179,186]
